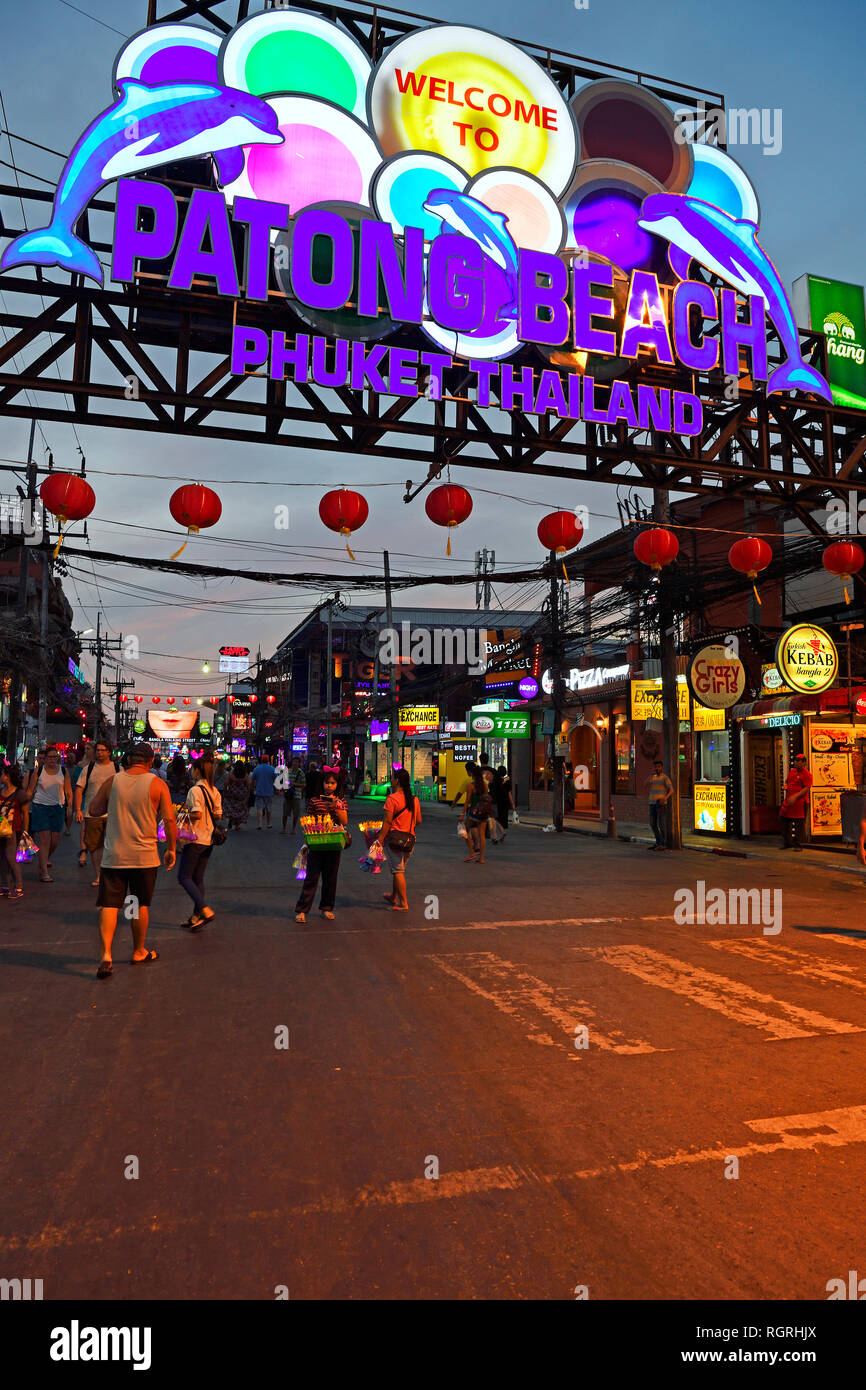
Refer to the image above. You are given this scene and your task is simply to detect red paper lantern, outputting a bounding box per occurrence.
[425,483,473,555]
[729,535,773,606]
[169,484,222,559]
[166,697,176,705]
[183,698,191,705]
[249,694,257,703]
[633,527,679,573]
[227,695,235,703]
[120,695,128,703]
[822,541,865,604]
[39,472,96,556]
[538,510,584,581]
[134,695,143,703]
[319,488,369,559]
[152,697,161,704]
[266,694,276,703]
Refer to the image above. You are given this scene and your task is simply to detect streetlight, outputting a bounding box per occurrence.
[202,662,210,674]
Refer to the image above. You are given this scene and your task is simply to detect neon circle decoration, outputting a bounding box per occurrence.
[569,80,693,194]
[686,144,760,224]
[372,152,468,240]
[368,25,578,195]
[220,96,382,215]
[113,24,221,88]
[466,168,565,254]
[219,10,371,121]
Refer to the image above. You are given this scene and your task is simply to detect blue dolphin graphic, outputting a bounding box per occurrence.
[637,193,831,400]
[1,79,283,286]
[423,188,519,319]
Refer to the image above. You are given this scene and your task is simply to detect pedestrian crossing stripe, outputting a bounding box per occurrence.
[573,944,860,1040]
[711,938,866,993]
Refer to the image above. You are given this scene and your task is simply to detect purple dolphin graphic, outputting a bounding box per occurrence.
[638,193,832,401]
[1,79,283,286]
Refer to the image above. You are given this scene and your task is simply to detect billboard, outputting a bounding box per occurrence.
[147,708,199,740]
[0,8,836,441]
[792,275,866,411]
[484,628,530,690]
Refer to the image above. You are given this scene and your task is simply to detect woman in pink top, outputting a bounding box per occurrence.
[375,768,422,912]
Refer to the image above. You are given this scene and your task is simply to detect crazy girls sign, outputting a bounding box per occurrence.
[0,9,832,435]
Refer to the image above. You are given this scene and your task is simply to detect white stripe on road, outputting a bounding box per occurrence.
[576,944,861,1039]
[467,916,675,928]
[4,1103,866,1251]
[711,938,866,993]
[426,950,659,1054]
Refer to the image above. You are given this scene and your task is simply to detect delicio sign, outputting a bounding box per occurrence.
[775,624,838,694]
[687,644,746,710]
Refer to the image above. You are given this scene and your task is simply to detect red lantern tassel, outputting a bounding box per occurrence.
[170,524,199,561]
[340,527,356,561]
[169,536,189,560]
[446,533,452,557]
[751,578,762,606]
[52,514,67,559]
[844,580,851,604]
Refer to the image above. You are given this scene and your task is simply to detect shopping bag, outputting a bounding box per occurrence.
[511,810,520,825]
[175,808,198,843]
[292,844,308,881]
[457,822,469,840]
[15,831,38,863]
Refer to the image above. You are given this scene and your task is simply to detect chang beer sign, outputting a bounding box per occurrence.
[792,275,866,411]
[775,623,838,694]
[469,710,530,739]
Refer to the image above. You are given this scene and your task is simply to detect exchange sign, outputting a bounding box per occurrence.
[687,643,746,710]
[0,9,833,439]
[775,623,838,694]
[398,705,440,731]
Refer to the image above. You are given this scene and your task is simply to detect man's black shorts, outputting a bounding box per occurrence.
[97,866,159,909]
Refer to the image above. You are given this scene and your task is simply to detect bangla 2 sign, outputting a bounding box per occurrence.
[0,9,832,440]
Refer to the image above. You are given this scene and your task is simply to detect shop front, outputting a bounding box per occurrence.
[732,689,866,841]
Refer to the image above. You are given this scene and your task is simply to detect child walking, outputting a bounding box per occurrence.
[295,767,348,923]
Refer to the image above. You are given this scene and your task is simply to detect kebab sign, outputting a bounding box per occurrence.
[775,624,838,695]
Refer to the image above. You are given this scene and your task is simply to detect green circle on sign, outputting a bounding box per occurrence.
[244,33,358,112]
[134,719,146,734]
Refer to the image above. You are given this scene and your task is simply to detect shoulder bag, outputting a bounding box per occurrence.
[386,794,416,854]
[201,786,227,846]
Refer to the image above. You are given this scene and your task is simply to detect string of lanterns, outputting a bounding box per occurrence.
[33,469,866,608]
[119,695,278,704]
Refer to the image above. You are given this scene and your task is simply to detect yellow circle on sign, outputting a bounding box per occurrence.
[776,623,838,694]
[401,52,549,178]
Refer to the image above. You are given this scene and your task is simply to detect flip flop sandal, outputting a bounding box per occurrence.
[78,851,87,867]
[131,949,160,965]
[96,961,113,979]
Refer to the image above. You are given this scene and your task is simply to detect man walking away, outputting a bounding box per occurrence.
[88,743,177,979]
[252,752,278,829]
[780,752,812,850]
[281,756,306,833]
[645,759,674,850]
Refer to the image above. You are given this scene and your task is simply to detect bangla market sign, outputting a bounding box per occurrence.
[0,10,832,438]
[775,623,838,694]
[686,643,746,709]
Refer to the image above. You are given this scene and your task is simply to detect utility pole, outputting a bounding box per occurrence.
[86,616,124,744]
[110,671,135,746]
[324,598,337,761]
[475,548,496,609]
[549,551,565,833]
[653,490,682,850]
[7,420,36,761]
[384,550,398,776]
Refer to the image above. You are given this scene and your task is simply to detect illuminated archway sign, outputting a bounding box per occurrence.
[0,10,833,441]
[775,624,838,694]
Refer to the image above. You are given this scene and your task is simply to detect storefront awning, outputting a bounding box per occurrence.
[733,688,866,720]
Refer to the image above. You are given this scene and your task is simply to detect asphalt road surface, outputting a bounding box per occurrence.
[3,802,866,1300]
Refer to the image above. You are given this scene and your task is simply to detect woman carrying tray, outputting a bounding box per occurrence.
[295,766,348,924]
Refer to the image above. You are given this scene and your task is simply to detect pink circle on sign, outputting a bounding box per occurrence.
[246,123,363,212]
[480,181,552,250]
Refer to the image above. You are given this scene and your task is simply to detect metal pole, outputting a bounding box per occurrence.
[93,612,102,745]
[653,490,682,850]
[8,420,36,762]
[384,550,398,776]
[325,599,333,760]
[550,551,564,833]
[37,536,50,748]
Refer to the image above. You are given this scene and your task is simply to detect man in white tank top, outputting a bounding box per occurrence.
[87,743,177,979]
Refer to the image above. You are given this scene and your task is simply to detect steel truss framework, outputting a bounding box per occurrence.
[0,0,862,508]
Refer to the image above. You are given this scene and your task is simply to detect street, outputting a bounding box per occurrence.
[2,803,865,1300]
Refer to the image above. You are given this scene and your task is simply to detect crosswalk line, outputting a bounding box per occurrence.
[797,932,866,952]
[576,944,861,1039]
[425,950,659,1054]
[711,938,866,993]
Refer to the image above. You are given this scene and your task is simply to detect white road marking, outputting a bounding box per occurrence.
[5,1103,866,1251]
[467,916,674,928]
[800,932,866,952]
[426,950,659,1053]
[712,938,866,993]
[577,944,861,1039]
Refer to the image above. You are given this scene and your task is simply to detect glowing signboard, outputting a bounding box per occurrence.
[0,10,833,436]
[694,783,727,833]
[687,643,746,710]
[775,623,838,695]
[631,679,690,722]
